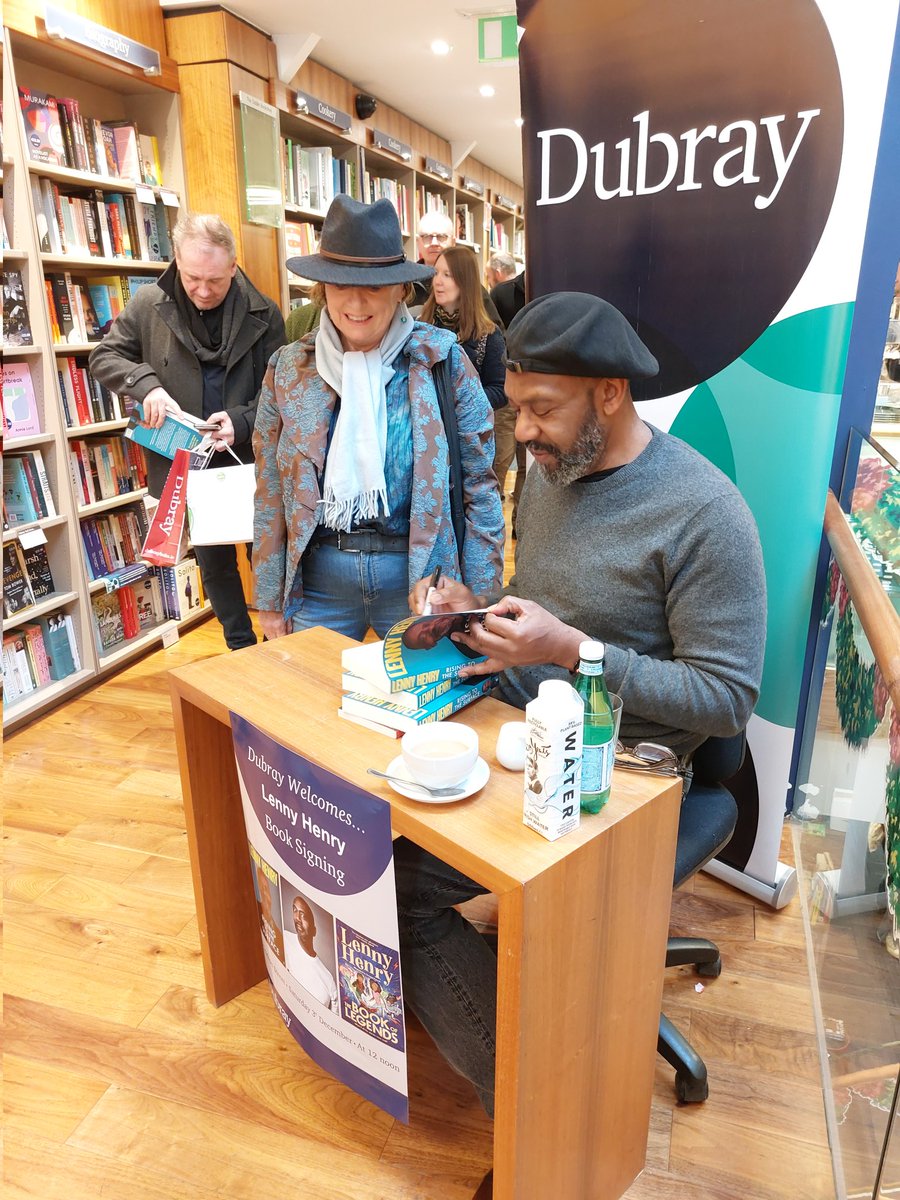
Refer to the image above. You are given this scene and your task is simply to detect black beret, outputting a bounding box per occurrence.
[505,292,659,382]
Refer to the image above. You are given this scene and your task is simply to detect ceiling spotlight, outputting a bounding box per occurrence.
[514,117,524,127]
[479,84,496,98]
[430,39,451,55]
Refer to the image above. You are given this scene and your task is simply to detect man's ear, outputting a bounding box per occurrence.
[597,377,629,415]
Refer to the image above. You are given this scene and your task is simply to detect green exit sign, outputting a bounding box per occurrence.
[478,14,521,64]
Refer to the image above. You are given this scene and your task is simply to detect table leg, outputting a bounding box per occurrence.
[492,786,679,1199]
[171,693,266,1006]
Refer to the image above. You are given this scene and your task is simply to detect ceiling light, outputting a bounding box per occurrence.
[431,39,452,55]
[479,84,496,97]
[514,117,524,127]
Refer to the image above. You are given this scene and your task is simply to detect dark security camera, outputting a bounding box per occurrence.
[355,93,378,120]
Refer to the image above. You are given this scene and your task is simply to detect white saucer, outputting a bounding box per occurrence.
[385,755,489,804]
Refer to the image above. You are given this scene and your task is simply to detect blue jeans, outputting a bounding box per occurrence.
[392,838,497,1115]
[290,543,411,640]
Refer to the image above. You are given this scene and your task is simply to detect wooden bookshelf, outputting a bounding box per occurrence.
[2,18,194,731]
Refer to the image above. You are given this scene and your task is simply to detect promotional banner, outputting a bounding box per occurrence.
[231,714,408,1120]
[517,0,900,902]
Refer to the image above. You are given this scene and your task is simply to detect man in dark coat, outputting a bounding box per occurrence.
[90,213,285,649]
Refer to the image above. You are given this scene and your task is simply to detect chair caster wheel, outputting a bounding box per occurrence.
[697,956,722,978]
[676,1072,709,1103]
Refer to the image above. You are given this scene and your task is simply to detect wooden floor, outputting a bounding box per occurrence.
[4,497,837,1200]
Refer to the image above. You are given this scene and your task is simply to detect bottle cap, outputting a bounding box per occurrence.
[578,639,605,661]
[538,679,579,703]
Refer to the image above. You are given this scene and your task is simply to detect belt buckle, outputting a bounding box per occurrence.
[337,531,359,553]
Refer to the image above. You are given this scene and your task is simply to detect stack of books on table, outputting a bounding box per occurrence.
[339,612,498,738]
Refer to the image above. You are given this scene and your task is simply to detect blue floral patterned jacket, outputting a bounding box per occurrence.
[252,322,504,616]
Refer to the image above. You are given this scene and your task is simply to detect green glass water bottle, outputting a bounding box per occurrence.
[573,639,615,813]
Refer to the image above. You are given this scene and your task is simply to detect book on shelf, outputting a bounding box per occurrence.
[2,631,37,700]
[22,623,53,688]
[18,86,65,166]
[20,541,56,601]
[3,271,33,347]
[3,452,55,525]
[5,450,57,520]
[107,122,143,184]
[2,362,41,438]
[340,675,496,734]
[91,590,126,653]
[138,133,164,187]
[3,543,35,618]
[38,613,79,680]
[158,557,203,621]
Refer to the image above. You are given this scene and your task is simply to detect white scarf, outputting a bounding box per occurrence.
[314,304,414,532]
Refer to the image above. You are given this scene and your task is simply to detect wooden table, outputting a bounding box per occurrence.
[169,627,682,1200]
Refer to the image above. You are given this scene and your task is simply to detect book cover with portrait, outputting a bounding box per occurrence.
[336,918,405,1052]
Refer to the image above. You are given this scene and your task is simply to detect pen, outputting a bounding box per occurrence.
[421,566,442,616]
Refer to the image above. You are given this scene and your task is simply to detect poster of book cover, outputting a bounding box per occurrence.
[230,713,408,1121]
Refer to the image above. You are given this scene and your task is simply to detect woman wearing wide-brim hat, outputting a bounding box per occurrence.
[252,194,504,641]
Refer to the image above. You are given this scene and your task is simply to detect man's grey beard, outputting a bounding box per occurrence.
[528,411,607,486]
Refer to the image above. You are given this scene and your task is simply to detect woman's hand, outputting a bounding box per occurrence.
[456,596,586,678]
[408,575,479,615]
[258,610,289,640]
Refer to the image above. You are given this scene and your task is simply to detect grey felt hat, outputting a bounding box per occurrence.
[505,292,659,382]
[286,195,435,285]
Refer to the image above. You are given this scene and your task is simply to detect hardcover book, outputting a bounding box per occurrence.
[3,271,34,346]
[340,675,497,734]
[3,542,35,617]
[91,590,126,654]
[340,610,502,694]
[20,542,55,600]
[2,362,41,438]
[18,86,65,165]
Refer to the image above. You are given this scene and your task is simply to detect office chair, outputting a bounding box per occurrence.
[658,731,745,1103]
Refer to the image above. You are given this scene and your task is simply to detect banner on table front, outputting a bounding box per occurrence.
[230,713,408,1121]
[517,0,900,887]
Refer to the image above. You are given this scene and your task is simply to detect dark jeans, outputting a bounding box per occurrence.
[193,542,256,650]
[393,837,497,1115]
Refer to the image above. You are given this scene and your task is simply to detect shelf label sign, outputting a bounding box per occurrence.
[44,5,161,76]
[372,130,412,161]
[494,192,516,211]
[425,156,451,181]
[463,176,485,197]
[478,14,522,64]
[295,90,352,132]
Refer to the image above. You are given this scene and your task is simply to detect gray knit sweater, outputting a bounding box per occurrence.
[497,425,766,755]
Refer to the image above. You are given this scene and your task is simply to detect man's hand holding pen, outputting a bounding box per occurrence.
[408,575,588,679]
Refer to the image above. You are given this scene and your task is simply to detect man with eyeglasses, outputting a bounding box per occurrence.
[412,211,503,326]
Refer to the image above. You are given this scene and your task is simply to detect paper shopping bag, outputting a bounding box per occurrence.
[186,447,255,546]
[141,447,191,566]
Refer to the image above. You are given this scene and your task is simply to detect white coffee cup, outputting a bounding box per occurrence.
[401,722,479,788]
[496,721,528,771]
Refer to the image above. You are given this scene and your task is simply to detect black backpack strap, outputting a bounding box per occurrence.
[432,356,466,561]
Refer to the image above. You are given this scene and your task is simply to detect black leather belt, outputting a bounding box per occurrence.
[311,530,409,553]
